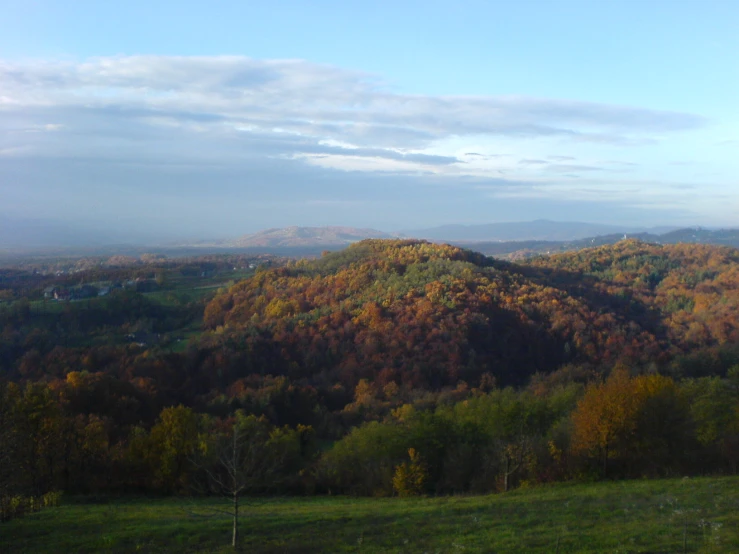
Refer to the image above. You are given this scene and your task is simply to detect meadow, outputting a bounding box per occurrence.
[4,476,739,553]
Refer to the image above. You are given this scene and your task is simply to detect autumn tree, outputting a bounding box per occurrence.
[392,448,428,496]
[571,369,684,477]
[571,369,642,476]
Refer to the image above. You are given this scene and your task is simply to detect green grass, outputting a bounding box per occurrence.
[5,476,739,553]
[167,326,206,352]
[142,287,218,306]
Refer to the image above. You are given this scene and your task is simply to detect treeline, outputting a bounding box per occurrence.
[0,381,313,501]
[321,368,739,496]
[3,367,739,505]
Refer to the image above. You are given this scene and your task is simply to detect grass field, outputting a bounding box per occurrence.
[4,476,739,553]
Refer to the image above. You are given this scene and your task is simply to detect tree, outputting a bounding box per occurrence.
[12,383,64,495]
[392,448,428,496]
[571,369,642,477]
[0,382,20,500]
[571,370,681,477]
[149,405,203,492]
[192,414,307,549]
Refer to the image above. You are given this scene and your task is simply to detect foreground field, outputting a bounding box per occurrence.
[4,477,739,553]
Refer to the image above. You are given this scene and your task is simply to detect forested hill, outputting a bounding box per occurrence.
[4,239,739,503]
[201,239,739,390]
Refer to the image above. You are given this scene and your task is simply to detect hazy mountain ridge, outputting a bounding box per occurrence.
[459,227,739,259]
[404,220,680,242]
[216,226,395,248]
[4,219,738,257]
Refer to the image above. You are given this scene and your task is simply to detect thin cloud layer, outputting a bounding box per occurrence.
[0,56,706,156]
[0,55,728,238]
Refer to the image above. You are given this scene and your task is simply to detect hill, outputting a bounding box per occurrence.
[660,227,739,246]
[202,239,739,389]
[454,227,739,260]
[224,226,394,248]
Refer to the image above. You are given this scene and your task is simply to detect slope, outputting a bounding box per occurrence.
[201,239,739,390]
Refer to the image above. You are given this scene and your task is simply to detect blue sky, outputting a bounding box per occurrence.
[1,0,737,242]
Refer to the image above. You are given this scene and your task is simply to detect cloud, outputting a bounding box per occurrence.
[304,144,460,166]
[0,146,33,157]
[20,123,64,132]
[0,56,706,158]
[545,164,604,173]
[0,55,727,237]
[0,55,711,198]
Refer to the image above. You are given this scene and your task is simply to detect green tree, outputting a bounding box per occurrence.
[12,383,64,495]
[149,405,203,492]
[0,383,20,499]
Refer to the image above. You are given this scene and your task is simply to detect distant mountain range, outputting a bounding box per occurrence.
[213,224,739,259]
[458,228,739,259]
[3,219,738,259]
[403,220,680,242]
[192,220,684,250]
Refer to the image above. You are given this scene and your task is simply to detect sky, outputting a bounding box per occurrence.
[0,0,737,243]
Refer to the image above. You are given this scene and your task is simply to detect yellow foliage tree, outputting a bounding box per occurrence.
[392,448,428,497]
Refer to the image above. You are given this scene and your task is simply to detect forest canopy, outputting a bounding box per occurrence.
[3,239,739,509]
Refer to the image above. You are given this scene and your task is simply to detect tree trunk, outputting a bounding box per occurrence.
[232,493,238,549]
[503,456,509,492]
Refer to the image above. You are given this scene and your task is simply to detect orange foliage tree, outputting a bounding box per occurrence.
[571,369,681,477]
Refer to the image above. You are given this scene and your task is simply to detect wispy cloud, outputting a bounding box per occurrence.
[548,155,575,161]
[0,56,706,160]
[0,55,726,235]
[546,164,604,173]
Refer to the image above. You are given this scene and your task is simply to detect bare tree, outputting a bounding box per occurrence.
[190,415,300,549]
[499,437,533,492]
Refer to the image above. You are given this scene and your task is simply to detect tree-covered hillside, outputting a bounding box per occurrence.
[201,239,739,390]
